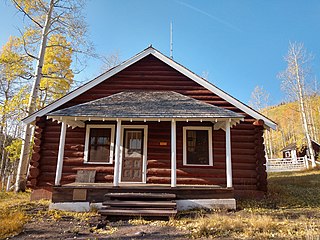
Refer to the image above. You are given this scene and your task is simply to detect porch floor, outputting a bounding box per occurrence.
[52,183,234,203]
[63,182,223,189]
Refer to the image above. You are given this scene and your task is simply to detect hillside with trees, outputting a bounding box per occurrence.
[262,95,320,159]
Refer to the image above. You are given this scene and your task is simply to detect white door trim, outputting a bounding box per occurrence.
[119,125,148,184]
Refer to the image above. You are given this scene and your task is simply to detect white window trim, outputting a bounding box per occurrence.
[119,125,148,184]
[183,126,213,166]
[84,124,115,164]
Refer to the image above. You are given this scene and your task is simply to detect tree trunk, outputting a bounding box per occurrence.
[15,0,54,192]
[293,56,316,167]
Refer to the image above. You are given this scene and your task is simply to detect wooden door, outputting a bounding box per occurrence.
[121,129,144,182]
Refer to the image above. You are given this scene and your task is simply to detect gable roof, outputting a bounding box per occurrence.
[48,91,244,119]
[23,46,277,130]
[280,143,297,152]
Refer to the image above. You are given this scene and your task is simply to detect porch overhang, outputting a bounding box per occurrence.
[47,115,244,130]
[47,91,245,129]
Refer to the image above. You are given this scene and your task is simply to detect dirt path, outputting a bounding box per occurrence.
[11,214,190,240]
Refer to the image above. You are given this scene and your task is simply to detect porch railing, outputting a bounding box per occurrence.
[265,157,309,172]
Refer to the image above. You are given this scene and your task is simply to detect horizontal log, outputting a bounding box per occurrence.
[30,161,39,168]
[42,144,84,151]
[95,174,114,182]
[34,127,43,134]
[41,165,114,174]
[40,157,84,166]
[147,160,170,168]
[29,167,40,178]
[45,131,85,138]
[214,142,256,149]
[32,152,41,162]
[34,138,41,146]
[30,178,37,187]
[34,132,42,139]
[147,168,226,178]
[253,119,264,126]
[33,145,41,153]
[64,152,84,158]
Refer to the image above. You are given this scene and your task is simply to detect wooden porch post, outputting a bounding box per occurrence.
[55,122,67,186]
[226,120,233,188]
[171,119,177,187]
[113,119,122,187]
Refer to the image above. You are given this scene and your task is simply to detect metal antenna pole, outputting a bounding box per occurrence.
[170,21,173,59]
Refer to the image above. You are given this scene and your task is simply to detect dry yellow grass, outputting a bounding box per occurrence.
[0,191,30,239]
[130,169,320,239]
[0,210,27,239]
[1,169,320,239]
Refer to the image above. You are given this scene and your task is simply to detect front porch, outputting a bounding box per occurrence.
[52,183,234,203]
[50,183,236,214]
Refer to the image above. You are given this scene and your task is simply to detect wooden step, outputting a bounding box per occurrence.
[99,208,177,217]
[104,192,176,199]
[103,200,176,208]
[103,206,176,211]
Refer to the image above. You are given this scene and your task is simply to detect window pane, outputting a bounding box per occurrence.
[88,128,111,162]
[125,130,143,158]
[186,130,209,165]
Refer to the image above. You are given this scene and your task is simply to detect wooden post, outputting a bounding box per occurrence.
[113,119,122,187]
[54,122,67,186]
[171,119,176,187]
[226,120,233,188]
[305,155,309,169]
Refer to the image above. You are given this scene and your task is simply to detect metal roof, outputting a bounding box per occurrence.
[48,91,244,119]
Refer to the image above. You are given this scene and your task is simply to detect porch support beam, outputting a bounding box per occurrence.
[226,120,233,188]
[171,119,177,187]
[55,122,67,186]
[113,119,122,187]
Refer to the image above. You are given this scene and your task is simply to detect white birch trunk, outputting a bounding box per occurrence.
[293,56,316,167]
[15,0,55,192]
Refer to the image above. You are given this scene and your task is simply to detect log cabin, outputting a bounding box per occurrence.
[281,140,320,159]
[23,46,276,215]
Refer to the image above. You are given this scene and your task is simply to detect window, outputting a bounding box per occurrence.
[84,125,115,164]
[183,126,213,166]
[284,151,291,158]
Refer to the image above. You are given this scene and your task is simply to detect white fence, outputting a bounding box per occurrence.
[265,157,309,172]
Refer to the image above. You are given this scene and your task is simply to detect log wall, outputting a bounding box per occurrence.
[32,54,267,197]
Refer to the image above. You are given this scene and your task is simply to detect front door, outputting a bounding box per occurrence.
[121,129,144,182]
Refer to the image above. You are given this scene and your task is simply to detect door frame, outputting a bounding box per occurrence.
[119,125,148,184]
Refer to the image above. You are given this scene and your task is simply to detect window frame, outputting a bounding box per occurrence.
[183,126,213,166]
[84,124,115,164]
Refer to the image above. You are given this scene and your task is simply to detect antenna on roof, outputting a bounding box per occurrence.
[170,21,173,59]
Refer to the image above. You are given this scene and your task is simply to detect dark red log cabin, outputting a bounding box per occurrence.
[23,47,276,212]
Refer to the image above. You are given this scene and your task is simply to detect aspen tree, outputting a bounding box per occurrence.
[13,0,91,191]
[279,43,316,167]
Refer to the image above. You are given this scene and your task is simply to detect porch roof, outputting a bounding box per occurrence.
[47,91,244,120]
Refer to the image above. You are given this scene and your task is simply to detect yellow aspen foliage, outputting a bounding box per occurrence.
[0,36,30,83]
[5,139,22,163]
[39,34,74,107]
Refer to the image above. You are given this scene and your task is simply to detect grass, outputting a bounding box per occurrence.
[0,190,98,239]
[1,170,320,239]
[130,169,320,239]
[0,191,31,239]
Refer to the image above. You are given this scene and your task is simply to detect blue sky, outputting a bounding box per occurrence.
[1,0,320,106]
